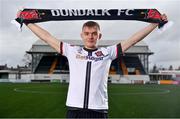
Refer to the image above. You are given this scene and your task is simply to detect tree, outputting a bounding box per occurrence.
[152,64,158,73]
[22,53,32,67]
[168,65,173,70]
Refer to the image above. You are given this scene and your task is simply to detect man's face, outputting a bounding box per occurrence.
[81,26,101,49]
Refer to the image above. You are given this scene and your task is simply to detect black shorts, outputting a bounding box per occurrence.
[66,109,108,118]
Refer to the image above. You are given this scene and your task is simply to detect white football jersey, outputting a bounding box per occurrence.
[60,42,122,110]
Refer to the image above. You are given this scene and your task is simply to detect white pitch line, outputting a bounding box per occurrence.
[13,88,63,94]
[14,88,171,95]
[110,89,170,95]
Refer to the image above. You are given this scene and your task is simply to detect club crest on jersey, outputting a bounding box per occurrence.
[95,51,104,57]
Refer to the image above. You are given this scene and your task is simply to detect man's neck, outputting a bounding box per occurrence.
[84,46,98,52]
[84,46,97,49]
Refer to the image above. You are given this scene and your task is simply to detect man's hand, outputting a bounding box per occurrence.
[161,14,168,22]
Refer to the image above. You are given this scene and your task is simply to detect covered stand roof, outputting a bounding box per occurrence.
[27,39,153,55]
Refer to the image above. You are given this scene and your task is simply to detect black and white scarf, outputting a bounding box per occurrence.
[12,8,171,31]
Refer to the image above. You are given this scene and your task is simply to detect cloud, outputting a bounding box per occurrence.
[0,0,180,69]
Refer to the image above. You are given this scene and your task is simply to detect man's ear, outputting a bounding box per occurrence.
[80,32,83,39]
[98,33,102,40]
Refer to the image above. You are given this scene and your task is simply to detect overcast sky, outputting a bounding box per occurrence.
[0,0,180,69]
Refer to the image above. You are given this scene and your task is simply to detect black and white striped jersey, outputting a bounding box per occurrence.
[60,42,122,110]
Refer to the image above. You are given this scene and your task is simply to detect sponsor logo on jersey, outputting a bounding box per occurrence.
[76,54,108,62]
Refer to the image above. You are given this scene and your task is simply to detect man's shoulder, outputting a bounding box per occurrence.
[62,42,80,48]
[98,45,116,50]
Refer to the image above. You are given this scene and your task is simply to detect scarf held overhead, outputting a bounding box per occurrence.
[13,8,167,29]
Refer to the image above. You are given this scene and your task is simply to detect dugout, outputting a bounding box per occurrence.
[27,40,153,77]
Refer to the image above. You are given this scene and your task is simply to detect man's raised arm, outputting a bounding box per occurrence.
[121,23,158,52]
[120,14,168,53]
[26,23,61,53]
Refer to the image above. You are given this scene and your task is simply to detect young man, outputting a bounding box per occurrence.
[25,14,167,118]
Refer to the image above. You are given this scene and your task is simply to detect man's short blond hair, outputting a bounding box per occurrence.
[82,21,100,30]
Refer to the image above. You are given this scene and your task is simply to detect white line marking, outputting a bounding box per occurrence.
[14,87,170,95]
[110,89,170,95]
[13,88,64,94]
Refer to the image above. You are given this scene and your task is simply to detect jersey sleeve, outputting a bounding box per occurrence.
[107,43,123,60]
[60,42,71,57]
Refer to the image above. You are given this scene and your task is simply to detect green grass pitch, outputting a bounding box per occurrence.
[0,83,180,118]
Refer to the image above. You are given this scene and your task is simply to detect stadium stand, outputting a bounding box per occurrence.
[26,39,153,83]
[123,55,146,75]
